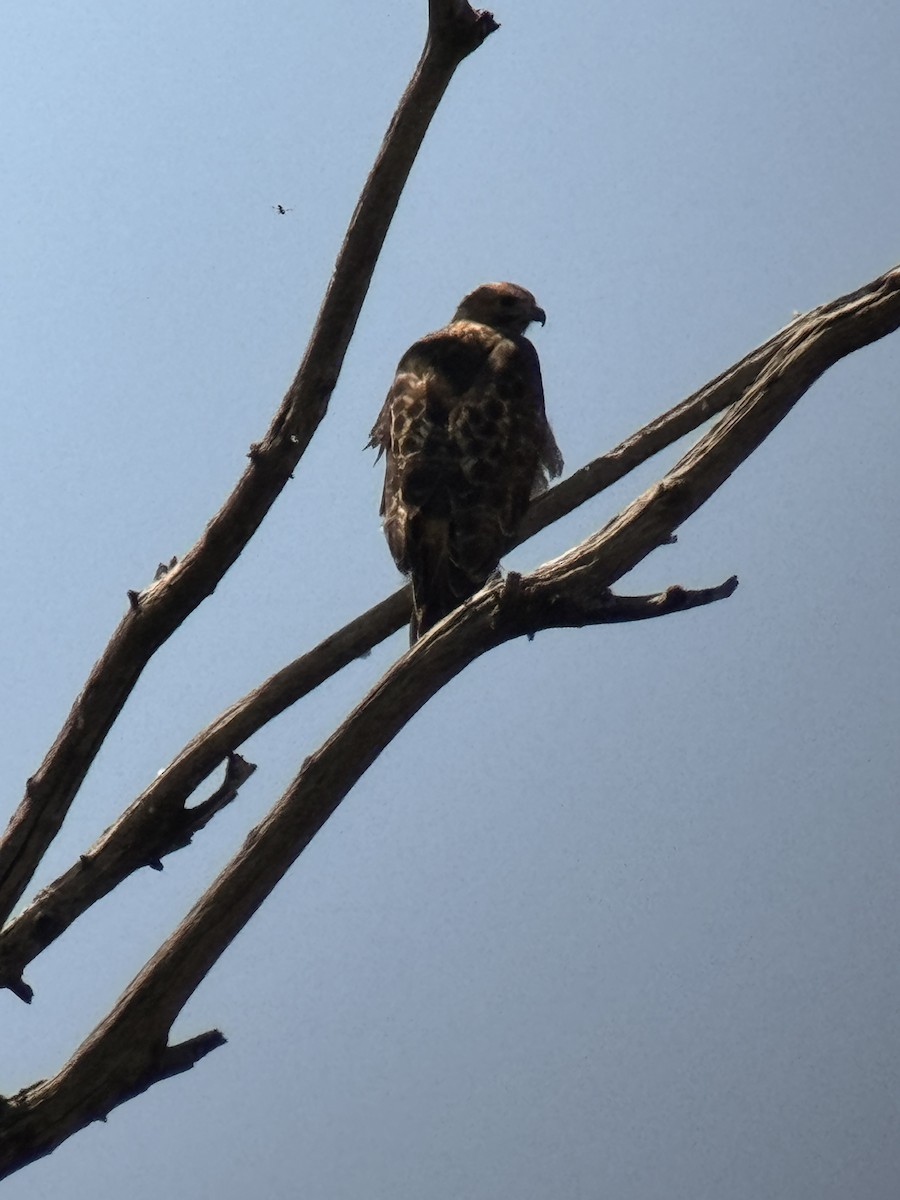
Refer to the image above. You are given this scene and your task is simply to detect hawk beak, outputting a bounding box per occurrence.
[532,305,546,327]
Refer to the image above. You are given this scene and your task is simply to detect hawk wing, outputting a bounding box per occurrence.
[370,319,562,641]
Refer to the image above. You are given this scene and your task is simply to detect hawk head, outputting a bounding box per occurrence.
[452,282,546,337]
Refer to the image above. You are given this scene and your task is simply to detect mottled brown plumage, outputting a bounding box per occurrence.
[369,282,563,642]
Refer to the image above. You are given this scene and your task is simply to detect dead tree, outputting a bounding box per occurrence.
[1,0,898,1177]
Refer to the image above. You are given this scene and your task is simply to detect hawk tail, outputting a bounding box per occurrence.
[408,516,477,644]
[410,596,447,644]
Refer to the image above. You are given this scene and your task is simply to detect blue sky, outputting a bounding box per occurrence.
[2,1,899,1197]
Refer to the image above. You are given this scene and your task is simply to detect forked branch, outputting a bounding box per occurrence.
[1,262,898,1002]
[2,260,898,1175]
[0,312,785,995]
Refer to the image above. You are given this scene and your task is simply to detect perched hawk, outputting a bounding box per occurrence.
[369,281,563,642]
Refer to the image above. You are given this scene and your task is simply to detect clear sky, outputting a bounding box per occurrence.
[2,1,899,1197]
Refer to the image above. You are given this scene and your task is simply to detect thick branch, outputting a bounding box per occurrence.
[0,330,778,987]
[3,262,898,1172]
[0,569,736,1173]
[0,0,497,929]
[0,325,772,988]
[3,264,898,996]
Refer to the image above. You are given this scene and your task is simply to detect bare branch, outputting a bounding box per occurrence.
[0,334,760,987]
[3,261,898,1172]
[0,753,257,1005]
[0,595,409,999]
[2,263,898,997]
[0,0,498,929]
[0,334,767,989]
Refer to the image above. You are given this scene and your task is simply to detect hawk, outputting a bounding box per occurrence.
[369,281,563,642]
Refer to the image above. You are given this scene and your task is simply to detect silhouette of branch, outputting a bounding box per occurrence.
[2,261,898,1174]
[0,325,777,993]
[0,322,792,993]
[1,262,898,1001]
[0,0,498,930]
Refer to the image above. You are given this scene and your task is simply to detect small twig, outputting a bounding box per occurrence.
[0,754,258,1001]
[516,575,739,632]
